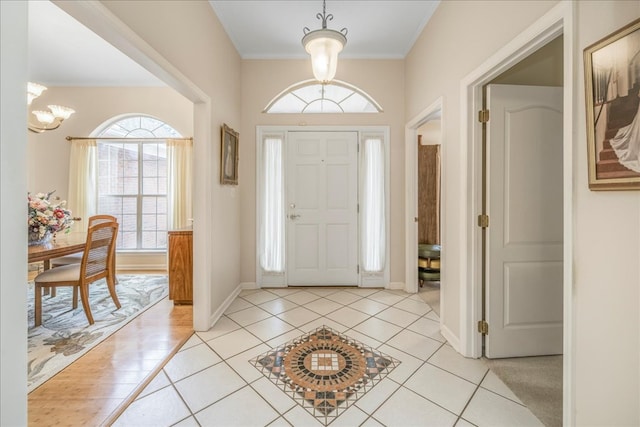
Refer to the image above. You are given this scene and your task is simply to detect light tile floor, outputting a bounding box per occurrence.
[114,287,543,427]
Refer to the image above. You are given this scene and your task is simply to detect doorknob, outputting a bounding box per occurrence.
[289,214,300,220]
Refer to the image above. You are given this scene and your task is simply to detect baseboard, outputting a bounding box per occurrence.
[440,322,463,355]
[208,283,243,329]
[240,282,257,290]
[388,282,405,290]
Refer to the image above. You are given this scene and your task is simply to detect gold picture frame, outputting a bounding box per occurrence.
[221,124,239,185]
[584,18,640,190]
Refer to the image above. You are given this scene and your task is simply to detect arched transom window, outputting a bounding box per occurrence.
[264,80,383,114]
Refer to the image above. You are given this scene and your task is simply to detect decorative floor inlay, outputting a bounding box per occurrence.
[250,326,400,425]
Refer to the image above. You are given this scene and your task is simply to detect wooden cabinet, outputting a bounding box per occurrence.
[168,229,193,304]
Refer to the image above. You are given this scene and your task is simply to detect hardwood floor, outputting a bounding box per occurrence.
[27,273,193,427]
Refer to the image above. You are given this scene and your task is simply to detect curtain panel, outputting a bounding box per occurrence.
[361,137,386,272]
[259,136,285,273]
[67,138,98,230]
[166,138,193,230]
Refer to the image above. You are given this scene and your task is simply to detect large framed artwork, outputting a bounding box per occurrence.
[221,124,239,185]
[584,18,640,190]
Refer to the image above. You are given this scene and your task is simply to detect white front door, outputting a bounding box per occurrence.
[287,131,359,286]
[486,84,563,358]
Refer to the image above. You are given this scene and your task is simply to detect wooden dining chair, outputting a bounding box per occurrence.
[49,215,119,296]
[51,214,117,267]
[34,221,120,326]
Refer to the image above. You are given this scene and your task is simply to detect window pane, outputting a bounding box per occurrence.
[122,214,137,232]
[123,197,137,214]
[143,177,158,194]
[157,232,167,248]
[157,214,167,231]
[157,197,167,214]
[266,81,381,114]
[124,160,138,177]
[142,231,156,249]
[143,143,158,160]
[124,177,138,194]
[142,197,157,214]
[124,145,138,160]
[122,231,137,249]
[141,116,164,132]
[142,214,156,231]
[143,160,158,176]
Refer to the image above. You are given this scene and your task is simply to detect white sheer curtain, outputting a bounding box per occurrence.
[260,137,285,272]
[361,137,386,272]
[67,139,97,230]
[166,138,193,229]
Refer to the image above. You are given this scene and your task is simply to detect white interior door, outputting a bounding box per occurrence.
[287,132,358,286]
[486,84,563,358]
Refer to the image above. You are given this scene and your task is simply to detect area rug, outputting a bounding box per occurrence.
[27,274,168,392]
[250,326,400,425]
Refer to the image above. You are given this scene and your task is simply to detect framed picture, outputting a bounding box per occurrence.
[221,124,239,185]
[584,18,640,190]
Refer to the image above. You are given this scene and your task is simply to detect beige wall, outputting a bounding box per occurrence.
[27,87,193,201]
[418,120,442,145]
[99,0,242,324]
[574,2,640,424]
[240,59,405,285]
[406,0,640,424]
[405,0,558,347]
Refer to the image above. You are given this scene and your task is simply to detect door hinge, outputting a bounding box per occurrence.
[357,203,360,213]
[477,214,489,228]
[357,265,360,274]
[478,320,489,335]
[478,109,490,123]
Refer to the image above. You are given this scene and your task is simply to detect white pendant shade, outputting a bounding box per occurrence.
[301,1,348,84]
[48,105,75,120]
[32,110,55,125]
[303,29,346,83]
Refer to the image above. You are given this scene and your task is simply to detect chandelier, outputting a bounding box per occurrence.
[302,0,348,83]
[27,82,75,133]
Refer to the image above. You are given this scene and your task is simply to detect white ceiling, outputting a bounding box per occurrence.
[209,1,440,59]
[28,0,440,87]
[28,1,164,87]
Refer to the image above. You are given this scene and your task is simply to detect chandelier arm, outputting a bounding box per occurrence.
[28,119,63,133]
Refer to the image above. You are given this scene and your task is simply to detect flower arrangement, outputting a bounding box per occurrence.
[28,191,75,243]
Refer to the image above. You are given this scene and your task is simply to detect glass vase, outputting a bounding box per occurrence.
[28,230,52,246]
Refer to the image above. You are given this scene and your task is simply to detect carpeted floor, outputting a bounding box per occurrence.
[418,282,563,427]
[27,274,168,392]
[485,355,563,427]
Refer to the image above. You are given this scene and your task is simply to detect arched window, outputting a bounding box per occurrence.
[264,80,383,114]
[96,115,182,250]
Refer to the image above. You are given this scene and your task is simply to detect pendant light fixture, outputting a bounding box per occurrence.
[27,82,75,133]
[302,0,348,84]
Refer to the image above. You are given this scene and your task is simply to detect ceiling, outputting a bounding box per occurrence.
[209,1,440,59]
[28,0,440,87]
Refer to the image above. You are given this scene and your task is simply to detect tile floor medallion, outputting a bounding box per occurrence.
[250,325,400,425]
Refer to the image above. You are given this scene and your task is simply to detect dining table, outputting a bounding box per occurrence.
[28,232,87,269]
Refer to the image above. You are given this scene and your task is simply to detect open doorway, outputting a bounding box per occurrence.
[479,35,564,427]
[416,119,442,315]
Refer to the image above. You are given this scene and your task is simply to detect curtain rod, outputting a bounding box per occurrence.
[66,136,193,141]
